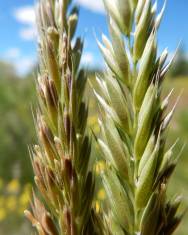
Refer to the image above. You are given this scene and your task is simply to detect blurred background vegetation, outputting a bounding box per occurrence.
[0,48,188,234]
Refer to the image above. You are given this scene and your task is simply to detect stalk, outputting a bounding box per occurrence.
[95,0,184,234]
[24,0,104,234]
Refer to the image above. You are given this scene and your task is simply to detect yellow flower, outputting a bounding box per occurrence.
[95,201,100,213]
[97,189,106,200]
[19,190,31,208]
[6,179,20,193]
[0,208,6,221]
[95,161,105,174]
[6,196,17,211]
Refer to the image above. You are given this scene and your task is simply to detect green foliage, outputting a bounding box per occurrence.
[25,1,104,235]
[0,61,18,80]
[163,78,188,235]
[0,61,36,184]
[170,47,188,78]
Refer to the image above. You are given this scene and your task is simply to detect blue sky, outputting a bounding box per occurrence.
[0,0,187,75]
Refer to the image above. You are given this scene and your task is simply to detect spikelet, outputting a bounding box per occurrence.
[94,0,184,234]
[25,0,104,234]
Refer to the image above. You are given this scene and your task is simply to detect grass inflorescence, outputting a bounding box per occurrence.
[94,0,185,234]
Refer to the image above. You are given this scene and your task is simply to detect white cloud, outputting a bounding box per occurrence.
[81,52,95,66]
[14,57,36,75]
[13,1,104,41]
[13,6,35,25]
[13,6,36,41]
[3,47,36,75]
[20,26,36,41]
[75,0,105,13]
[5,48,21,59]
